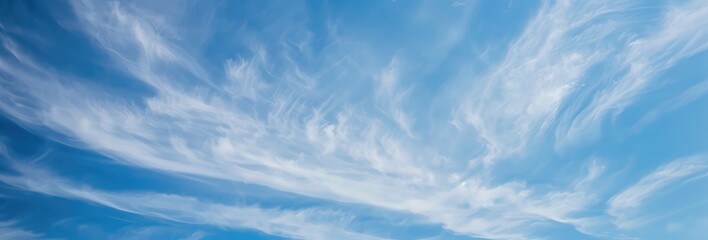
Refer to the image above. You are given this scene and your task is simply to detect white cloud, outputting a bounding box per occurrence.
[0,220,44,240]
[224,48,270,100]
[558,0,708,144]
[454,0,631,165]
[0,163,385,240]
[634,78,708,131]
[0,1,611,239]
[1,0,707,239]
[608,154,708,229]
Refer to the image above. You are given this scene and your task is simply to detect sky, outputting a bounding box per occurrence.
[0,0,707,239]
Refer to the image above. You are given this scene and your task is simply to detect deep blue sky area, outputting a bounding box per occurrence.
[1,0,707,239]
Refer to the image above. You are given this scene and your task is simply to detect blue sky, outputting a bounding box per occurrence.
[0,0,707,239]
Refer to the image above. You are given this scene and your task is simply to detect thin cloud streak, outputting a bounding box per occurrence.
[0,220,44,240]
[0,163,386,240]
[608,154,708,229]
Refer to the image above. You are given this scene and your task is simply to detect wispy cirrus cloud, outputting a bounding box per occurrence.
[453,0,633,165]
[0,163,385,240]
[0,27,605,238]
[558,0,708,144]
[608,154,708,229]
[1,0,707,239]
[0,220,44,240]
